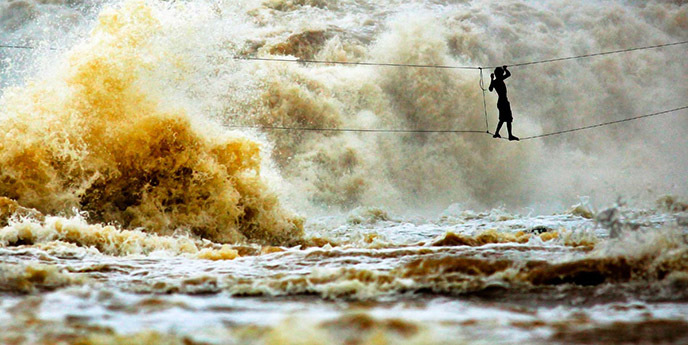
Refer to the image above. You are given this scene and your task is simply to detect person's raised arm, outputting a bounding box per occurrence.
[502,65,511,80]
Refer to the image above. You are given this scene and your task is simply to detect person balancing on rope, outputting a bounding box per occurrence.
[489,65,518,141]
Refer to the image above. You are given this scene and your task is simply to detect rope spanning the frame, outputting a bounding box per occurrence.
[519,105,688,141]
[232,56,481,70]
[483,40,688,69]
[233,40,688,69]
[226,125,487,134]
[0,44,57,50]
[229,105,688,140]
[2,40,687,70]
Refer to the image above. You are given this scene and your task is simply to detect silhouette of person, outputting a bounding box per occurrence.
[489,66,518,141]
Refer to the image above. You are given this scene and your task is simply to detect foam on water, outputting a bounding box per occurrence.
[0,0,302,245]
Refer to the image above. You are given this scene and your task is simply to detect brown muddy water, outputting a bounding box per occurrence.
[2,201,687,344]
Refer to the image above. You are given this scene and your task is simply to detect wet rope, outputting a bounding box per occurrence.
[2,40,686,70]
[0,44,57,50]
[226,125,487,134]
[519,105,688,141]
[478,68,490,133]
[229,105,688,140]
[483,40,688,69]
[232,56,481,70]
[232,40,688,70]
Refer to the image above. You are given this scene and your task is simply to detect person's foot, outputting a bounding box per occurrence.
[493,133,501,138]
[508,135,519,141]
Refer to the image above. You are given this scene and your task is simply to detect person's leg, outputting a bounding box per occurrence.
[493,121,503,138]
[507,122,519,141]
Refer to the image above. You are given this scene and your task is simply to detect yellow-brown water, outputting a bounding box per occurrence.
[1,0,687,344]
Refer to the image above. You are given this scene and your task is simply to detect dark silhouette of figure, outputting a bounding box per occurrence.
[489,65,518,141]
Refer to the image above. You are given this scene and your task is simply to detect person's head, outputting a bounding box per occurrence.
[494,67,504,77]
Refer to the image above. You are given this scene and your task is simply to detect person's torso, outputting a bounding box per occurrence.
[493,79,508,100]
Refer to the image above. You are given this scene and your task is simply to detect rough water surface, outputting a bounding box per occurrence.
[1,0,687,344]
[1,202,688,344]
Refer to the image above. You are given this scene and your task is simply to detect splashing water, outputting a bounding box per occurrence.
[0,0,302,245]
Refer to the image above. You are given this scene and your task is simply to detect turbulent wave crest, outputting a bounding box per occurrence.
[0,1,302,245]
